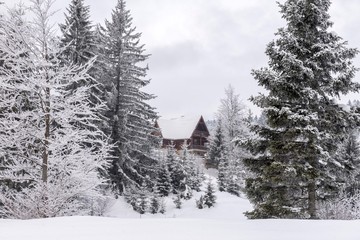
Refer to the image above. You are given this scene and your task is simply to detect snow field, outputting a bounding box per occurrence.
[1,185,360,240]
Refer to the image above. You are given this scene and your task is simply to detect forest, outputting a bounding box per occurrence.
[0,0,360,223]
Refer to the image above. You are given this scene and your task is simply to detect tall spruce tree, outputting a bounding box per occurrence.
[59,0,106,109]
[103,0,158,194]
[60,0,95,66]
[245,0,360,219]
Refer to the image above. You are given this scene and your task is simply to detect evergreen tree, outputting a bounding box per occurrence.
[149,195,160,214]
[166,145,185,194]
[136,180,149,214]
[155,162,172,197]
[180,141,200,194]
[60,0,95,66]
[173,193,182,209]
[207,120,227,168]
[245,0,359,219]
[103,0,159,194]
[226,158,242,197]
[204,180,216,208]
[217,156,228,192]
[333,130,360,194]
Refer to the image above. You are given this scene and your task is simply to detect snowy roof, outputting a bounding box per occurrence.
[157,116,202,140]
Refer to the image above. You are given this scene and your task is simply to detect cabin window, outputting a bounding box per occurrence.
[193,138,200,145]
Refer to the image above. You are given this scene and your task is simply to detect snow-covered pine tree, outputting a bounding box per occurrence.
[59,0,106,115]
[204,180,217,208]
[244,0,359,219]
[136,180,149,214]
[217,156,228,192]
[180,141,200,195]
[60,0,95,67]
[0,0,110,219]
[149,195,160,214]
[333,130,360,194]
[207,120,227,168]
[155,162,172,197]
[103,0,159,194]
[166,145,185,194]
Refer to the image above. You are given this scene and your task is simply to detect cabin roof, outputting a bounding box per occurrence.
[157,116,204,140]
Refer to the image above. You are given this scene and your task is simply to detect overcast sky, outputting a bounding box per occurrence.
[2,0,360,120]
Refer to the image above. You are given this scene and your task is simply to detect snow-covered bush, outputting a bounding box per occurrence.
[317,189,360,220]
[196,195,205,209]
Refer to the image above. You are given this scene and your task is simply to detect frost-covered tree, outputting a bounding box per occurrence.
[103,0,159,194]
[203,180,216,208]
[166,145,185,194]
[0,0,110,219]
[211,85,250,194]
[218,85,249,151]
[155,162,172,197]
[217,157,228,192]
[333,130,360,194]
[180,141,202,193]
[245,0,359,219]
[59,0,106,116]
[173,193,182,209]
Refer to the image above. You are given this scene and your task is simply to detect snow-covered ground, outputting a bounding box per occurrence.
[1,178,359,240]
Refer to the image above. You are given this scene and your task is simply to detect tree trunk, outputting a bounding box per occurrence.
[308,180,317,219]
[42,87,50,183]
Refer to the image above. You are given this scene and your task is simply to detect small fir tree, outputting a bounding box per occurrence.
[204,180,217,208]
[149,195,160,214]
[166,145,185,193]
[217,156,228,192]
[173,193,182,209]
[155,162,172,197]
[207,120,226,168]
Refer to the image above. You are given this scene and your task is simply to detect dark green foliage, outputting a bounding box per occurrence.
[333,130,360,194]
[180,143,203,194]
[149,195,160,214]
[103,0,159,194]
[193,168,205,192]
[204,180,216,208]
[207,121,226,168]
[226,174,241,197]
[60,0,95,66]
[155,162,172,197]
[125,180,150,214]
[217,158,227,192]
[166,146,186,194]
[245,0,360,219]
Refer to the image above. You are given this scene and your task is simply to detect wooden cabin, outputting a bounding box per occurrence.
[155,116,210,155]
